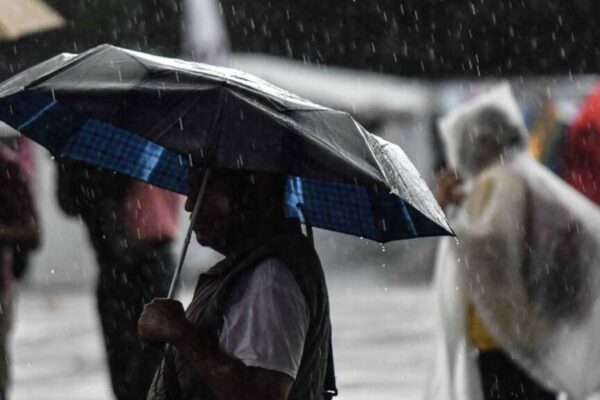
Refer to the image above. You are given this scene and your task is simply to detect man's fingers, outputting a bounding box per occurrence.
[137,298,188,344]
[146,298,184,312]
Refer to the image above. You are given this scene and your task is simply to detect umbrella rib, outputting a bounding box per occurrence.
[148,87,207,143]
[17,99,56,130]
[202,85,226,166]
[22,45,108,91]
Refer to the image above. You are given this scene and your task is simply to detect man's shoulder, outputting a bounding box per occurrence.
[230,232,327,309]
[240,256,299,294]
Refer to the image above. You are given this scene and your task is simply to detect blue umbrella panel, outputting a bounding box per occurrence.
[0,89,441,242]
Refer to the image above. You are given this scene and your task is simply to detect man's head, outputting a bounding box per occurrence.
[458,106,526,175]
[186,168,287,254]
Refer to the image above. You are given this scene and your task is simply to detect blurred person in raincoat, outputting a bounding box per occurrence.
[0,130,40,400]
[562,83,600,206]
[426,84,600,400]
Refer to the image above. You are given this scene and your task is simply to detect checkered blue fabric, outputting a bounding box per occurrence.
[0,91,189,193]
[0,91,422,242]
[60,119,189,193]
[285,176,419,242]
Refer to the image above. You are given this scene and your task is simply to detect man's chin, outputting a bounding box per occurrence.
[195,230,216,249]
[193,230,226,254]
[194,231,206,245]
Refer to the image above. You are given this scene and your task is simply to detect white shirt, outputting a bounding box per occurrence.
[218,257,310,379]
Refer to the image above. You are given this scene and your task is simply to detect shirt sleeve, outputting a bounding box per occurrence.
[218,257,310,379]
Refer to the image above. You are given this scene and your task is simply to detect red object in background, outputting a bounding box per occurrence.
[123,182,182,242]
[563,83,600,205]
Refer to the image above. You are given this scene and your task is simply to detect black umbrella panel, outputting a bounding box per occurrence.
[0,44,452,243]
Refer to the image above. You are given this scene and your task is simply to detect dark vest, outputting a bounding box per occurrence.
[148,225,332,400]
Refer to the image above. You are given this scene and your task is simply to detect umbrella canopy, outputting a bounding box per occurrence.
[0,0,64,41]
[229,54,431,121]
[0,44,451,242]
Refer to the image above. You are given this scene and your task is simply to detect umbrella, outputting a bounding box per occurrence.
[0,0,64,41]
[0,44,452,294]
[229,54,431,121]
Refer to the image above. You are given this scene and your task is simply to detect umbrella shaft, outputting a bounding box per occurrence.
[167,169,212,299]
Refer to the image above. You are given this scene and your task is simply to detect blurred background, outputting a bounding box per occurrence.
[1,1,599,399]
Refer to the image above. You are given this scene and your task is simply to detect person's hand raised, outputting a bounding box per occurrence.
[436,169,465,208]
[138,298,192,346]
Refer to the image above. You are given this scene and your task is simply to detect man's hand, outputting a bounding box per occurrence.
[138,298,192,345]
[436,169,465,208]
[139,298,294,400]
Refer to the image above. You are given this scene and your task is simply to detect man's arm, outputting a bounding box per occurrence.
[138,299,294,400]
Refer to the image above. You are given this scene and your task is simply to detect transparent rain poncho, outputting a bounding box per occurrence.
[429,83,600,400]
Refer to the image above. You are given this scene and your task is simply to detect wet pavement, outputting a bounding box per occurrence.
[9,279,435,400]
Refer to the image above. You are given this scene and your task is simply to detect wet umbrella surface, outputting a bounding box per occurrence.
[0,44,451,243]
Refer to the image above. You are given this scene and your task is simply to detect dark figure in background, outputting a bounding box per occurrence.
[56,160,180,400]
[0,136,40,400]
[5,138,37,283]
[138,168,335,400]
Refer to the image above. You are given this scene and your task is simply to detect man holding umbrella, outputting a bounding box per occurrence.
[0,44,452,400]
[138,168,332,399]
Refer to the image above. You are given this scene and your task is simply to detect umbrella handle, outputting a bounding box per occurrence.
[167,168,212,299]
